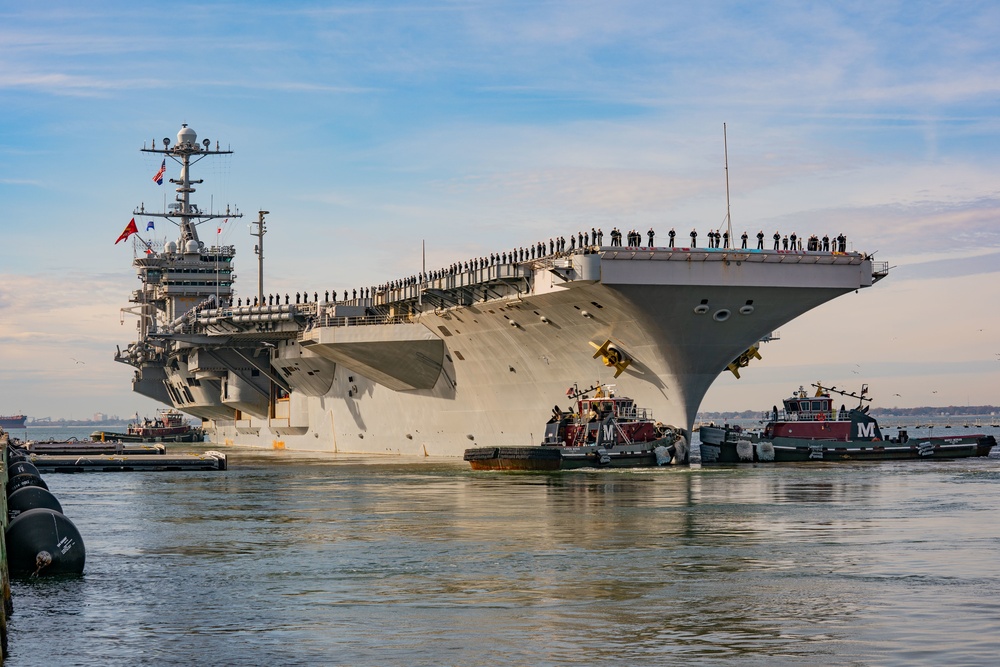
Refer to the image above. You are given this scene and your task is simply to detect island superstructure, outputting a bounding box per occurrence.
[116,125,889,460]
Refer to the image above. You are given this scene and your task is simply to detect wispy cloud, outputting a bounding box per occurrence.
[4,0,1000,415]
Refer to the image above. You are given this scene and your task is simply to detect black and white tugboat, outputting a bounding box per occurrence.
[699,383,997,463]
[464,383,688,470]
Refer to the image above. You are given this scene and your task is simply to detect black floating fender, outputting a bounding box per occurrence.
[7,485,64,521]
[9,461,41,478]
[6,508,86,576]
[6,473,48,496]
[7,447,28,463]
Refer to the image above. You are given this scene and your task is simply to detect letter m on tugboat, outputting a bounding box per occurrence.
[856,421,877,439]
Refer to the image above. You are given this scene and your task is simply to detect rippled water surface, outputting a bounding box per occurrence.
[6,433,1000,666]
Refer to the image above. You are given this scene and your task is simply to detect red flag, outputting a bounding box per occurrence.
[115,218,138,244]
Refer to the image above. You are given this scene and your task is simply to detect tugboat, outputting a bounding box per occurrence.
[91,410,204,443]
[464,383,688,470]
[699,383,997,463]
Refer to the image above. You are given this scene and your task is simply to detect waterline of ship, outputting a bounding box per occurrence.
[5,440,999,666]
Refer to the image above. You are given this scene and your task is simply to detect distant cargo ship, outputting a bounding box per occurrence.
[0,415,27,429]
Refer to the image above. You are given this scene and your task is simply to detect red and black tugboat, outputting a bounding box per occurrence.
[464,383,687,471]
[91,410,204,443]
[699,383,997,463]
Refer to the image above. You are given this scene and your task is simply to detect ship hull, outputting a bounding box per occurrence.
[464,439,677,471]
[90,430,204,443]
[199,250,877,458]
[0,416,27,429]
[703,435,996,463]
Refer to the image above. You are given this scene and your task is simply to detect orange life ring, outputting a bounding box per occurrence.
[817,412,825,421]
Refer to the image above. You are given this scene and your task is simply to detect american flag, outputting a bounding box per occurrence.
[152,159,166,185]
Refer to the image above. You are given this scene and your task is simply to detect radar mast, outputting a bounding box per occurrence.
[138,124,242,246]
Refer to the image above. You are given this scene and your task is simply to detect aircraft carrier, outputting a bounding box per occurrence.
[116,125,889,461]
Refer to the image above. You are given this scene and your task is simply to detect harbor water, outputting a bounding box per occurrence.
[5,426,1000,666]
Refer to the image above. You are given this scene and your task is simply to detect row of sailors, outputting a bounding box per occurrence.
[234,289,374,307]
[692,230,849,252]
[228,227,851,309]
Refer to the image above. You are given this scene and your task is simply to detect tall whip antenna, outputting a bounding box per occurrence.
[724,123,733,247]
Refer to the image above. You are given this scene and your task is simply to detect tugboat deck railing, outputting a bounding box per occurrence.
[767,411,849,423]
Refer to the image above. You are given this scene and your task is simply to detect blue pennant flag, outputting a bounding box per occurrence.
[146,221,155,231]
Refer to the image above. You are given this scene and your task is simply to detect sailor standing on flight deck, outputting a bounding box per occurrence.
[647,228,655,247]
[757,230,764,249]
[773,231,780,250]
[668,228,675,247]
[690,228,697,247]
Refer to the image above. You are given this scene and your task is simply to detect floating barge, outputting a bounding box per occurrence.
[21,440,166,456]
[21,451,227,473]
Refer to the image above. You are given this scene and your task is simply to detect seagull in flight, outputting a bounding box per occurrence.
[70,358,85,365]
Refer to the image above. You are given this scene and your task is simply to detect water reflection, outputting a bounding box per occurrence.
[6,449,1000,666]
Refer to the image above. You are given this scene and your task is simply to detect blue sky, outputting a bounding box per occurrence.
[2,1,999,419]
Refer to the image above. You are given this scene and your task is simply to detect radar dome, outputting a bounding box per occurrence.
[165,240,177,253]
[184,239,200,254]
[177,125,197,147]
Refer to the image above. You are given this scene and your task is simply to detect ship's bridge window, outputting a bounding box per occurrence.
[786,401,799,412]
[811,401,824,411]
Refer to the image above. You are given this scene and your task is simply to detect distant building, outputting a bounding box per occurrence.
[93,412,108,422]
